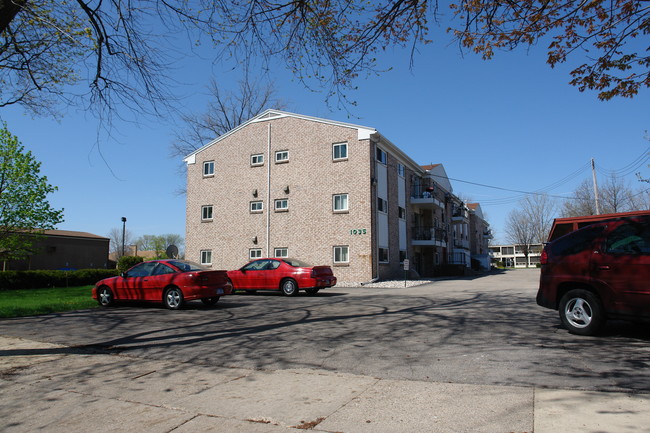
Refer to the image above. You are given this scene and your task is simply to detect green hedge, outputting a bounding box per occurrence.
[0,269,119,291]
[117,256,144,274]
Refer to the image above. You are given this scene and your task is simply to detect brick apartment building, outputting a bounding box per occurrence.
[184,110,490,283]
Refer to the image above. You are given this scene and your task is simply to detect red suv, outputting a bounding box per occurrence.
[537,215,650,335]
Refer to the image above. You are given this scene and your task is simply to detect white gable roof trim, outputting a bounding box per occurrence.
[372,132,425,175]
[424,164,453,193]
[183,109,377,165]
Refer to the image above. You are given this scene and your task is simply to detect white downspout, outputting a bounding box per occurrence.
[266,124,272,257]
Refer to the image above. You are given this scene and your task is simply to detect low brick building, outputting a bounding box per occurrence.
[184,110,490,283]
[4,230,110,270]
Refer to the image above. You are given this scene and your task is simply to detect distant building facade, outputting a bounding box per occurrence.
[184,110,491,283]
[489,244,543,268]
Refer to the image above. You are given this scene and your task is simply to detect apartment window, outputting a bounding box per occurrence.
[333,142,348,160]
[333,193,349,212]
[398,206,406,220]
[250,201,263,213]
[201,205,213,221]
[397,163,405,177]
[376,147,387,164]
[378,248,389,263]
[275,199,288,211]
[200,250,212,266]
[203,161,215,177]
[251,154,264,166]
[249,249,262,260]
[275,150,289,163]
[334,246,349,264]
[377,198,387,213]
[274,248,288,258]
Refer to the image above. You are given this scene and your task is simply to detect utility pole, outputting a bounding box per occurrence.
[591,158,601,215]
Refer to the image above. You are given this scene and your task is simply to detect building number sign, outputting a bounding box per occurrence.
[350,229,367,235]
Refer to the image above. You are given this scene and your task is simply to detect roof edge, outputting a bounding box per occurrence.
[183,109,377,164]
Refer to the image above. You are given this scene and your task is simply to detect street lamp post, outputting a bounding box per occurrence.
[121,217,127,256]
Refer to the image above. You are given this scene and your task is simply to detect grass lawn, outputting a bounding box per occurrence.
[0,286,98,318]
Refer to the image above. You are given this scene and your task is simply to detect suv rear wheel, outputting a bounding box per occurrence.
[559,289,605,336]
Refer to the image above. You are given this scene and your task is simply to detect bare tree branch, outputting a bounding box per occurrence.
[2,1,649,121]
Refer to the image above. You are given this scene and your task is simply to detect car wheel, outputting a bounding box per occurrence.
[559,289,605,336]
[305,288,319,295]
[97,286,114,307]
[163,287,184,310]
[280,279,298,296]
[201,297,220,306]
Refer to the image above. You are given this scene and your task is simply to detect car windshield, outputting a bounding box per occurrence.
[284,258,312,267]
[166,260,206,272]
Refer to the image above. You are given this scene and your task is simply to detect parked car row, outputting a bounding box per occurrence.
[92,258,337,310]
[94,213,649,333]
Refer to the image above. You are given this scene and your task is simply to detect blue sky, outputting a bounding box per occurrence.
[0,25,648,247]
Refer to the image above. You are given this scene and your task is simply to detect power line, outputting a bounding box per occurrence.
[427,173,579,202]
[437,150,650,206]
[595,147,650,178]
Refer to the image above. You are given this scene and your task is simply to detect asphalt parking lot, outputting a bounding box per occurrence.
[1,268,649,393]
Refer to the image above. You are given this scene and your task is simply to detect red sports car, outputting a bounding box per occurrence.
[93,259,233,310]
[227,258,337,296]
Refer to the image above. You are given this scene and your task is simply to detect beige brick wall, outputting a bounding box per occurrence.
[186,115,375,283]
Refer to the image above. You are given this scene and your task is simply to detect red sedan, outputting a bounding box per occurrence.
[228,258,337,296]
[93,259,233,310]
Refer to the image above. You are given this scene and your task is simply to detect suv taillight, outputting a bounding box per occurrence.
[540,248,548,265]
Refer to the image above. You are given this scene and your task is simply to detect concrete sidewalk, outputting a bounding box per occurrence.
[1,335,648,433]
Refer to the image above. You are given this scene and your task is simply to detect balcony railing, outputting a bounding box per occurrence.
[411,182,436,198]
[412,226,448,243]
[451,207,469,222]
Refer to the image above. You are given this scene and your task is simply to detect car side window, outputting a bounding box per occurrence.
[244,260,267,271]
[606,222,650,255]
[152,263,176,275]
[266,260,280,270]
[126,262,157,277]
[550,225,606,257]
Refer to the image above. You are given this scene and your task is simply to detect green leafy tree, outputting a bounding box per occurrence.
[0,122,64,261]
[135,234,183,259]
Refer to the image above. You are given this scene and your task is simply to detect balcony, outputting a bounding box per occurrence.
[451,206,469,223]
[411,183,444,209]
[412,226,447,247]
